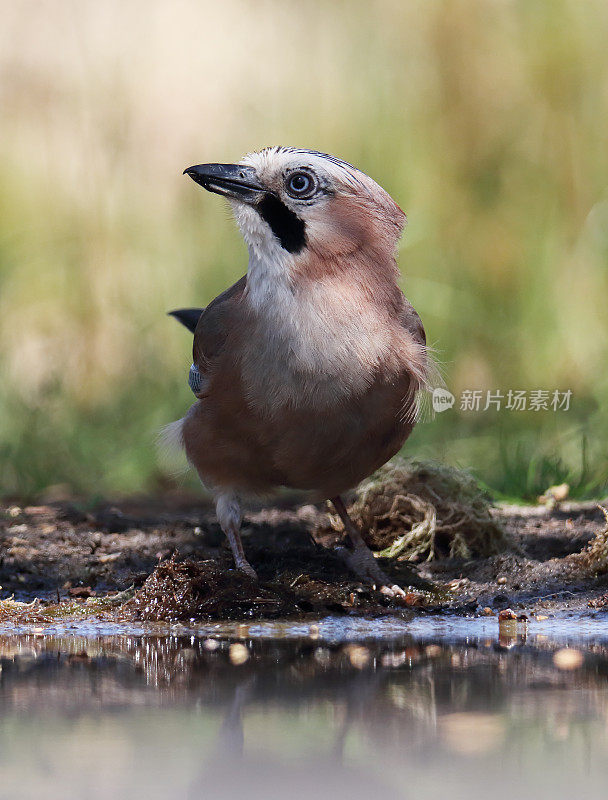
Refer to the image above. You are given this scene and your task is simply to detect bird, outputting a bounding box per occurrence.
[167,146,433,596]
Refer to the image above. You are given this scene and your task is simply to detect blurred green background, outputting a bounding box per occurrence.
[1,0,607,502]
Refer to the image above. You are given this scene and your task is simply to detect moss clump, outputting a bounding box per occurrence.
[328,458,509,561]
[125,555,303,621]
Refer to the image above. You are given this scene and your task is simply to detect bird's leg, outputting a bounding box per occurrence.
[214,492,257,579]
[330,495,406,598]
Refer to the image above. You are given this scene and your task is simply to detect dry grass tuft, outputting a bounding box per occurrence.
[0,596,52,625]
[570,505,608,574]
[326,459,509,561]
[0,587,135,625]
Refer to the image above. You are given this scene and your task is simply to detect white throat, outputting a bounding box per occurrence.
[230,201,295,311]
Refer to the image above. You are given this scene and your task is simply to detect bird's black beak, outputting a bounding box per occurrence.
[183,163,266,204]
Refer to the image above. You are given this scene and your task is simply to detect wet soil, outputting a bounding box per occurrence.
[1,497,607,620]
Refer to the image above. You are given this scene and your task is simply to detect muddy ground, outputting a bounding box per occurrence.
[1,496,608,619]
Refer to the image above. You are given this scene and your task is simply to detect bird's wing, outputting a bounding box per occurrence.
[192,275,247,371]
[398,293,426,347]
[396,292,436,422]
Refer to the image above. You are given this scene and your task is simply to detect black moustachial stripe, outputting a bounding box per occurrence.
[258,194,306,253]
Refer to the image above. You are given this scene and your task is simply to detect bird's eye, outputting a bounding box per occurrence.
[286,171,316,198]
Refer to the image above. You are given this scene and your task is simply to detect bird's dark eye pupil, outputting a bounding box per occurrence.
[288,172,312,196]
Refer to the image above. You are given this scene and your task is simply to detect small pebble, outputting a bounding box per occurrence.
[8,524,28,535]
[177,648,197,663]
[381,650,406,668]
[343,645,370,669]
[228,643,249,665]
[404,592,424,607]
[553,648,584,671]
[482,607,494,616]
[98,552,121,564]
[497,576,507,585]
[314,647,331,664]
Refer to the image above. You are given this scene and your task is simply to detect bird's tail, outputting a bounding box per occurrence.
[158,418,185,453]
[156,419,188,480]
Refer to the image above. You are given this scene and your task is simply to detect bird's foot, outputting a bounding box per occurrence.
[234,557,258,581]
[335,545,406,599]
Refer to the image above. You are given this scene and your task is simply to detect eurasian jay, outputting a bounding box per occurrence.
[168,147,431,596]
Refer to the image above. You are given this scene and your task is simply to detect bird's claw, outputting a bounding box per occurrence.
[335,545,406,599]
[235,560,258,580]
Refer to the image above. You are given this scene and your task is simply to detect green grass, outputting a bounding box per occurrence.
[1,0,607,502]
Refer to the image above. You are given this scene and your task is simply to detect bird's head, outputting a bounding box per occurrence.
[184,147,406,274]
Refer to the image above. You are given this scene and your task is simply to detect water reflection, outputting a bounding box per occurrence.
[0,620,607,800]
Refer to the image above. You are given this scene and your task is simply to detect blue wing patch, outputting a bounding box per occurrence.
[188,363,205,395]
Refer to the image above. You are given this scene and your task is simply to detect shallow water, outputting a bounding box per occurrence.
[1,616,607,800]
